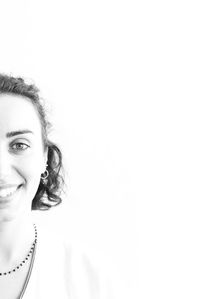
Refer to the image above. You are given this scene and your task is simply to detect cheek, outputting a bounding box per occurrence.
[18,162,43,204]
[17,152,44,188]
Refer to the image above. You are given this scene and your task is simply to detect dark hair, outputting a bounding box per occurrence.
[0,73,64,210]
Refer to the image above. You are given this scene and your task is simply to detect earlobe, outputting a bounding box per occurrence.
[41,168,49,181]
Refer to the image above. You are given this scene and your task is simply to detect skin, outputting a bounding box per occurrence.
[0,93,47,268]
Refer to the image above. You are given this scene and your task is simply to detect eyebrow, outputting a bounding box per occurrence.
[6,130,34,138]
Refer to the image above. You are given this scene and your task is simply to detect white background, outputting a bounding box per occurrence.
[0,0,200,298]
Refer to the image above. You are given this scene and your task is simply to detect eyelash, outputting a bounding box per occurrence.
[11,142,30,152]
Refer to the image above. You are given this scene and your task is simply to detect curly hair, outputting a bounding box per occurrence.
[0,73,64,210]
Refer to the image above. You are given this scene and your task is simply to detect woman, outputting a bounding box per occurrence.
[0,74,114,299]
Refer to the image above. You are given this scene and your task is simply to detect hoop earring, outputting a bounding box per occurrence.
[41,169,49,181]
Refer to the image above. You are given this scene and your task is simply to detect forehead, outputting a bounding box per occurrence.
[0,93,42,137]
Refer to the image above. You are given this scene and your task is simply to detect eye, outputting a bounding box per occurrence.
[11,142,30,151]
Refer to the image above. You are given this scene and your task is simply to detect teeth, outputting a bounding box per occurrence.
[0,187,18,198]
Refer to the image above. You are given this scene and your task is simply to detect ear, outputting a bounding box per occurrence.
[42,147,48,173]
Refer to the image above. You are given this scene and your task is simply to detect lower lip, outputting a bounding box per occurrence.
[0,186,21,207]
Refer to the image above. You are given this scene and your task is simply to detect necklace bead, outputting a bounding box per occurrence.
[0,223,37,276]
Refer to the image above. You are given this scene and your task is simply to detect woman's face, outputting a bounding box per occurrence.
[0,94,47,223]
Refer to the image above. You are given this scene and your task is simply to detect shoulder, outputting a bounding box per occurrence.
[35,223,122,298]
[62,239,116,299]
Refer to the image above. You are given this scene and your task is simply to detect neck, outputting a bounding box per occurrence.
[0,214,35,270]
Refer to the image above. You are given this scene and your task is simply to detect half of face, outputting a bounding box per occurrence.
[0,93,48,221]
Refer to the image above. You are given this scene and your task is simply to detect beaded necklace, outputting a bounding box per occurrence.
[0,223,37,276]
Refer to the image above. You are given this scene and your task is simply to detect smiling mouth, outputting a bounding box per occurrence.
[0,185,22,202]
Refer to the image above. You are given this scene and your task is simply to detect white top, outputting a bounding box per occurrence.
[23,224,115,299]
